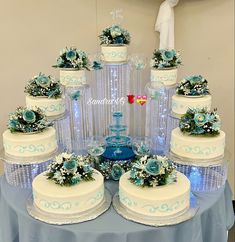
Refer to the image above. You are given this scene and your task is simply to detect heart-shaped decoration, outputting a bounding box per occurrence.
[136,95,147,106]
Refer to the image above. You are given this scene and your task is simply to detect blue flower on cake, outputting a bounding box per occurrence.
[66,49,77,61]
[145,159,161,176]
[161,49,174,61]
[111,164,125,181]
[129,155,176,187]
[194,113,207,127]
[8,106,52,133]
[179,108,221,136]
[46,152,94,186]
[35,74,51,88]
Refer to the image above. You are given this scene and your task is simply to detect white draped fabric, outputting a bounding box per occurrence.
[155,0,179,49]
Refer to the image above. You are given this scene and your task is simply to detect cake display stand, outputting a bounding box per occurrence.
[64,84,93,155]
[170,152,228,192]
[90,62,131,136]
[27,189,112,225]
[0,149,58,188]
[112,192,199,227]
[145,82,176,155]
[49,111,72,152]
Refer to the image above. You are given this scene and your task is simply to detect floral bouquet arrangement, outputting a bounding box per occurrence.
[8,107,53,133]
[129,155,176,187]
[176,75,210,96]
[99,25,131,45]
[150,49,181,69]
[53,47,90,70]
[179,108,221,136]
[25,73,62,98]
[46,152,94,186]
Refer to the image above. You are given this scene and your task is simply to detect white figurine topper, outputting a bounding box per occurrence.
[155,0,179,49]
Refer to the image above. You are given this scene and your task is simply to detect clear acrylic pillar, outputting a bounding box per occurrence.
[145,83,176,155]
[90,63,131,136]
[65,84,93,155]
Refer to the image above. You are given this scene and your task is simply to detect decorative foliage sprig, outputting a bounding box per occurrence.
[46,152,94,186]
[53,47,90,70]
[99,25,131,45]
[129,155,176,187]
[90,155,134,181]
[176,75,210,96]
[179,108,221,136]
[8,106,53,133]
[25,73,62,98]
[150,49,181,69]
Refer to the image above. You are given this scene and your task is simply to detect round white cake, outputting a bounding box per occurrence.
[60,69,86,87]
[26,96,65,117]
[32,170,104,215]
[119,171,190,217]
[2,127,57,158]
[101,45,127,62]
[151,68,178,87]
[171,127,226,160]
[172,95,212,116]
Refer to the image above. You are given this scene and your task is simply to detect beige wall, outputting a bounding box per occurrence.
[0,0,234,194]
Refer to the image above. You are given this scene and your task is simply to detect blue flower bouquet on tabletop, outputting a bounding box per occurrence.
[99,25,131,62]
[150,49,182,86]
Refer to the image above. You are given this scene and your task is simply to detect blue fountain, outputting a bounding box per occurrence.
[102,112,135,161]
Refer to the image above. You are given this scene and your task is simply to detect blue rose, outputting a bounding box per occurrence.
[135,177,144,186]
[9,119,19,129]
[66,50,77,61]
[63,159,78,170]
[212,122,221,131]
[145,159,161,175]
[186,75,202,82]
[83,164,92,173]
[36,74,51,88]
[130,169,137,179]
[113,36,124,44]
[111,164,124,181]
[71,175,81,185]
[161,50,174,61]
[194,113,207,127]
[22,110,36,123]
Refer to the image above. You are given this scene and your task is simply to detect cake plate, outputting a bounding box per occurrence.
[27,189,112,225]
[112,192,199,227]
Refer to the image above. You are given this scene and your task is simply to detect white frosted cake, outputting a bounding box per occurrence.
[60,69,86,87]
[119,171,190,217]
[171,127,225,160]
[3,127,57,158]
[26,96,65,117]
[151,68,178,87]
[33,170,104,215]
[101,45,128,62]
[172,95,212,116]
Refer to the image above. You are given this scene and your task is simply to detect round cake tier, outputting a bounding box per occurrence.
[171,128,225,160]
[32,170,104,215]
[151,68,177,87]
[26,96,65,117]
[2,127,57,158]
[119,171,190,217]
[101,45,127,62]
[172,95,212,116]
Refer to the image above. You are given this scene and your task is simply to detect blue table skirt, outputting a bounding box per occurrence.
[0,175,234,242]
